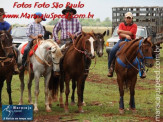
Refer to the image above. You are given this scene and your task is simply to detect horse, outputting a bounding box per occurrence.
[115,37,154,114]
[58,31,97,113]
[70,32,106,106]
[48,31,106,109]
[0,31,16,106]
[17,39,63,112]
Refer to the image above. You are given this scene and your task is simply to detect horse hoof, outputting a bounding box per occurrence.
[64,109,69,113]
[60,104,64,108]
[71,102,75,106]
[130,108,137,114]
[46,109,52,112]
[79,109,84,113]
[82,102,86,106]
[34,109,39,113]
[119,109,124,114]
[18,102,22,105]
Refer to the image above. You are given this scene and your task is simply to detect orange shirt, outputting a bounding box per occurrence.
[118,22,137,39]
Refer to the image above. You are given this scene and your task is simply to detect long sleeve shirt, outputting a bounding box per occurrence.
[26,22,45,41]
[53,18,82,41]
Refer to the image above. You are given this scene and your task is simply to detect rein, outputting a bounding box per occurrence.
[121,39,153,76]
[71,35,96,71]
[0,32,14,66]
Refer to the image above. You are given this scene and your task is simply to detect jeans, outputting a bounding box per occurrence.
[22,41,33,66]
[108,39,123,69]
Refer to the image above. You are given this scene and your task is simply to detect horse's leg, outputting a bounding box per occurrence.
[44,71,52,112]
[129,75,137,113]
[81,77,86,107]
[6,74,13,105]
[19,71,25,105]
[59,73,64,108]
[64,74,70,113]
[34,72,40,112]
[117,75,124,114]
[77,76,84,113]
[28,72,34,104]
[0,77,5,107]
[71,79,76,106]
[81,74,88,106]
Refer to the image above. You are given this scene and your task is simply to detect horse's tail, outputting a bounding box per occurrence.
[123,80,131,91]
[48,70,60,99]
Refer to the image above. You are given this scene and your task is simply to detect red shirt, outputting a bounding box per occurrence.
[118,22,137,39]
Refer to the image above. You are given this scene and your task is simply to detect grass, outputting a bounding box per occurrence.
[0,29,163,121]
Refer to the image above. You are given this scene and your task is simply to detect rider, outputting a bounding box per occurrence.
[0,8,19,74]
[107,12,147,78]
[53,6,82,46]
[19,12,46,71]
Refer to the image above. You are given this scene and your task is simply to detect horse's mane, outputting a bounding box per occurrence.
[40,39,63,57]
[116,39,140,56]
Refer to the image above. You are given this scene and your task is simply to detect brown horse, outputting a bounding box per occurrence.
[48,32,106,108]
[70,32,106,105]
[115,37,154,114]
[59,31,96,113]
[0,31,16,106]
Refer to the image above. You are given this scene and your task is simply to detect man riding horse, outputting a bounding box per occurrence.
[19,12,46,71]
[107,12,146,78]
[53,6,82,46]
[0,8,19,74]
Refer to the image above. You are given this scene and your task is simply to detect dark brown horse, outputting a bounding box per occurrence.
[0,31,16,106]
[59,31,96,113]
[70,32,106,106]
[48,31,106,108]
[115,37,154,114]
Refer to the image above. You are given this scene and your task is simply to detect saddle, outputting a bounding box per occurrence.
[21,38,42,57]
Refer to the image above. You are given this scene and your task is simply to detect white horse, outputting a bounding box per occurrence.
[17,39,63,112]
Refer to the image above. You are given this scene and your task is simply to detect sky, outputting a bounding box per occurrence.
[1,0,163,25]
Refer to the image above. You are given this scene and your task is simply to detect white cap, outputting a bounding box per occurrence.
[125,12,133,18]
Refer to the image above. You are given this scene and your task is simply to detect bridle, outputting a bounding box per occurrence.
[0,32,13,56]
[72,34,95,59]
[125,39,153,73]
[0,32,14,66]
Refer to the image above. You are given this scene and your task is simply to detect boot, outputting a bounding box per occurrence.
[107,67,113,77]
[140,70,146,78]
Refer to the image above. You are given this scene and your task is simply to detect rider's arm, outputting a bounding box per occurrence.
[53,19,61,41]
[75,18,82,36]
[119,33,131,40]
[26,23,37,39]
[118,30,133,36]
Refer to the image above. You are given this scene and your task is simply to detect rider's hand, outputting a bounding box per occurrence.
[38,34,43,38]
[126,35,131,40]
[67,32,75,40]
[117,30,122,34]
[57,40,61,44]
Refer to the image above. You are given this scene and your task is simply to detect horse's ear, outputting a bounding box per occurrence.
[82,31,86,36]
[143,36,152,46]
[91,30,94,34]
[103,31,106,36]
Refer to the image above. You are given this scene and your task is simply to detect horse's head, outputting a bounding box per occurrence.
[137,37,154,68]
[48,43,63,74]
[0,31,14,58]
[80,31,96,59]
[94,31,106,57]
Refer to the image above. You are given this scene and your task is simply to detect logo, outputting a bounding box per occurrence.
[2,105,33,121]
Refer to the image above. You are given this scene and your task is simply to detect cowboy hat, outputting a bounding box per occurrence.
[62,6,76,15]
